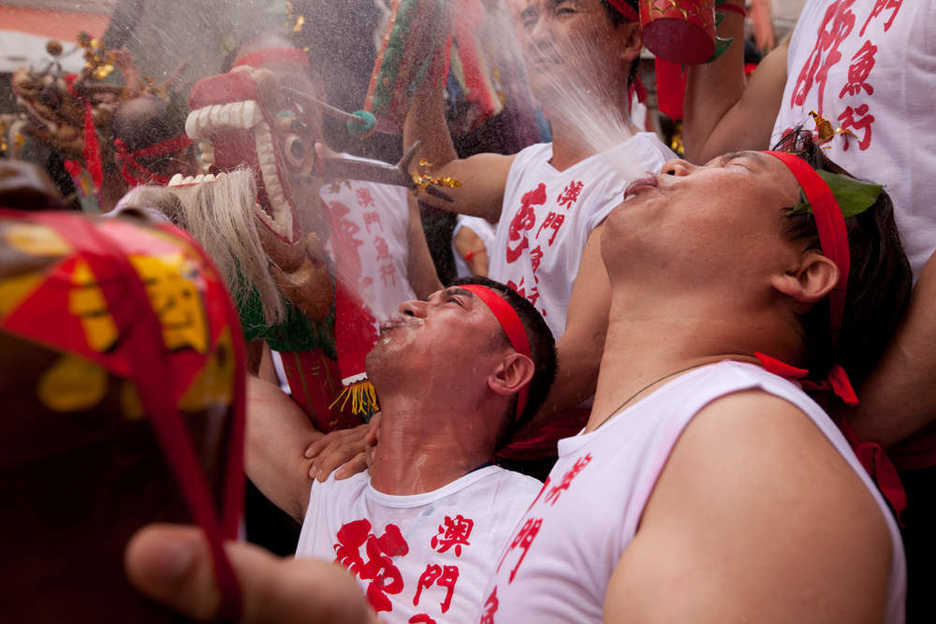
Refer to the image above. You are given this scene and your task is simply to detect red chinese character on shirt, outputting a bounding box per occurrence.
[536,212,565,246]
[859,0,904,37]
[430,515,474,556]
[333,520,410,613]
[496,517,543,583]
[543,453,593,506]
[790,0,856,116]
[326,201,364,286]
[375,236,391,261]
[839,40,877,98]
[506,277,540,310]
[408,616,436,624]
[412,564,459,614]
[380,263,398,287]
[529,245,544,277]
[363,210,382,233]
[837,103,875,151]
[556,180,584,209]
[356,187,375,209]
[506,183,547,263]
[480,587,499,624]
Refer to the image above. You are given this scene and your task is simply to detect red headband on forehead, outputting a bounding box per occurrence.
[763,151,850,334]
[232,48,311,70]
[459,284,532,424]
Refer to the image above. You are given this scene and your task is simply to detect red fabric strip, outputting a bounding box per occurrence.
[762,151,850,333]
[334,279,378,384]
[64,75,103,192]
[77,217,244,618]
[460,285,531,424]
[755,350,903,519]
[605,0,639,21]
[754,352,857,406]
[158,222,248,552]
[837,415,907,522]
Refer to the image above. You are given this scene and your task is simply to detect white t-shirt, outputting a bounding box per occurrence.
[296,466,541,624]
[452,215,496,278]
[489,134,674,338]
[319,169,416,322]
[772,0,936,280]
[481,362,906,623]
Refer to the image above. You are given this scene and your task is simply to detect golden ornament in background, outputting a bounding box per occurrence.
[412,159,461,194]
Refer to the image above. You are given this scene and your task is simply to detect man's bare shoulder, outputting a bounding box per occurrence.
[603,389,893,624]
[655,389,890,535]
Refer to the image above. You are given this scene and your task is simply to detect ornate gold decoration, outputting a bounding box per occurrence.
[411,159,461,194]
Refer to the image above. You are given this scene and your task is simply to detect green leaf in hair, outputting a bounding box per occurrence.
[815,170,883,218]
[785,171,883,219]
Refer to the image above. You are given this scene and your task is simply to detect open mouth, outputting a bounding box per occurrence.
[181,98,297,242]
[379,314,423,334]
[623,174,659,200]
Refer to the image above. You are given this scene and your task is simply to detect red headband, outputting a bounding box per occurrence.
[114,134,192,187]
[460,284,532,424]
[606,0,640,21]
[763,151,850,333]
[232,48,311,70]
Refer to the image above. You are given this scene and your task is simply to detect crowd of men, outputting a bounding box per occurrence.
[3,0,935,622]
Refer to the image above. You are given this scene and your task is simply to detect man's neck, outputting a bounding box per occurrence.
[545,87,638,172]
[368,396,495,496]
[587,293,798,432]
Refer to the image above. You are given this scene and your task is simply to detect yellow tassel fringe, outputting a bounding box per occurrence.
[329,380,379,417]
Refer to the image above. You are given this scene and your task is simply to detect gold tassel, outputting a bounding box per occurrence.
[329,380,379,418]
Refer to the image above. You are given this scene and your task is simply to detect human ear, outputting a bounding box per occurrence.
[616,21,643,64]
[487,353,535,398]
[770,251,840,303]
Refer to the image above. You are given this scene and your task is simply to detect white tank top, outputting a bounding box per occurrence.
[296,466,541,623]
[490,134,674,338]
[481,361,906,623]
[772,0,936,280]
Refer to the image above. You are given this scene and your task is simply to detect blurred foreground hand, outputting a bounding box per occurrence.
[125,524,376,623]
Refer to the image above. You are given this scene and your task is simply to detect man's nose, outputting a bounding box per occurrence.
[398,298,428,317]
[660,159,696,177]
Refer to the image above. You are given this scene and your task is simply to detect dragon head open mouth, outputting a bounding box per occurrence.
[180,58,323,245]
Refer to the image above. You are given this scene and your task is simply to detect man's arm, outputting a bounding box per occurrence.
[604,391,892,623]
[246,375,322,522]
[405,195,443,299]
[682,0,789,164]
[402,80,514,221]
[510,223,611,440]
[844,250,936,446]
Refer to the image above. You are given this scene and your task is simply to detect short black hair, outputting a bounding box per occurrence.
[772,129,913,385]
[449,276,558,446]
